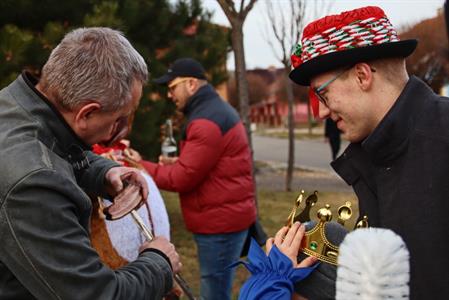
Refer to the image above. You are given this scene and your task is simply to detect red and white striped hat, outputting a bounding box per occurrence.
[289,6,417,86]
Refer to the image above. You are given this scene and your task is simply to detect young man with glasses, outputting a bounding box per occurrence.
[144,58,257,300]
[290,6,448,299]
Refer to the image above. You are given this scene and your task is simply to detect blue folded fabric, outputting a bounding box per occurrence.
[232,238,318,300]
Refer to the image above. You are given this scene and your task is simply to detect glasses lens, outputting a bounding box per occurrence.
[104,116,129,147]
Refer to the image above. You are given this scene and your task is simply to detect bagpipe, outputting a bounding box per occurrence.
[91,142,197,299]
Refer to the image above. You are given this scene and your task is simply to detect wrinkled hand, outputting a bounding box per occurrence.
[266,222,317,269]
[104,167,148,201]
[158,155,179,166]
[139,237,182,274]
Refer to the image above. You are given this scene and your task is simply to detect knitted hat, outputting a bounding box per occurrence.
[289,6,417,86]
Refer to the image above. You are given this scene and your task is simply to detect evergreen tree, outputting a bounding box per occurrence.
[0,0,229,160]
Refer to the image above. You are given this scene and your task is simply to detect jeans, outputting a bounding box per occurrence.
[193,229,248,300]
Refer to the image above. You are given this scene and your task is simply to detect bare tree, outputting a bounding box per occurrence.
[227,72,271,107]
[263,0,332,191]
[263,0,303,191]
[217,0,257,148]
[217,2,267,242]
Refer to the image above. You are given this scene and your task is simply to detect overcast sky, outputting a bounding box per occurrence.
[202,0,446,70]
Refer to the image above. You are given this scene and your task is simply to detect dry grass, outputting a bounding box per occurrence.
[163,189,358,299]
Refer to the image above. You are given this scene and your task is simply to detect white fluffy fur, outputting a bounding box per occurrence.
[336,228,410,300]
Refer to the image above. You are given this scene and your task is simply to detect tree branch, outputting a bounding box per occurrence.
[242,0,258,20]
[239,0,245,14]
[217,0,237,24]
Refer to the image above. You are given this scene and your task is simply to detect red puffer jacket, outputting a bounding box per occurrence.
[142,85,256,234]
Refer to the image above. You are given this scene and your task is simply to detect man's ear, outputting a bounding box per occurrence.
[353,63,374,91]
[74,102,102,130]
[186,78,199,95]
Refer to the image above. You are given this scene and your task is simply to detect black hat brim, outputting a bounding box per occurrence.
[289,39,418,86]
[153,73,175,85]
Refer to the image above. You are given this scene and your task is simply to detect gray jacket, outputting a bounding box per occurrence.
[0,73,173,299]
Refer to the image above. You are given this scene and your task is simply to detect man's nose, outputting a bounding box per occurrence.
[167,90,173,99]
[318,102,331,119]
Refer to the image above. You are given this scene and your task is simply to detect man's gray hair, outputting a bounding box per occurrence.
[40,27,148,111]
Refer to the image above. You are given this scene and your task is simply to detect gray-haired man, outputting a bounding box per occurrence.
[0,27,180,299]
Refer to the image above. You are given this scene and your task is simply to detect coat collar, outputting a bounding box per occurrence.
[332,76,433,184]
[361,76,432,165]
[182,84,218,116]
[13,72,91,169]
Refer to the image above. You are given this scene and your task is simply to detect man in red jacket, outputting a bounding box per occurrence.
[143,58,257,300]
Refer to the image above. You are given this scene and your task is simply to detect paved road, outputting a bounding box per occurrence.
[253,134,349,172]
[252,134,353,192]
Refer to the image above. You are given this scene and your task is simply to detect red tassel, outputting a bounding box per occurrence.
[308,88,320,118]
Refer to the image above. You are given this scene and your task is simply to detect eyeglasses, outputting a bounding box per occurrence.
[310,68,350,107]
[168,77,195,92]
[104,116,129,147]
[310,66,376,108]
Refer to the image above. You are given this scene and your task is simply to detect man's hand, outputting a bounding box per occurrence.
[105,167,148,201]
[139,237,182,274]
[126,148,142,162]
[266,222,317,269]
[158,155,179,166]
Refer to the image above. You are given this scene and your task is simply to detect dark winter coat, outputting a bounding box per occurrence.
[332,76,449,300]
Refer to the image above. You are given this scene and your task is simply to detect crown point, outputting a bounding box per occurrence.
[290,190,366,266]
[356,215,369,228]
[317,204,332,222]
[337,202,353,226]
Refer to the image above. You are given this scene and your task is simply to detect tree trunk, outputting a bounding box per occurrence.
[216,0,259,209]
[284,67,295,191]
[307,97,313,135]
[231,21,252,150]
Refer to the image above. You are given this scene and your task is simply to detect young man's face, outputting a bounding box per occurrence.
[311,68,376,143]
[82,80,142,146]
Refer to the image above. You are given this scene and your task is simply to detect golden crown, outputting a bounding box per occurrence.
[285,190,369,266]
